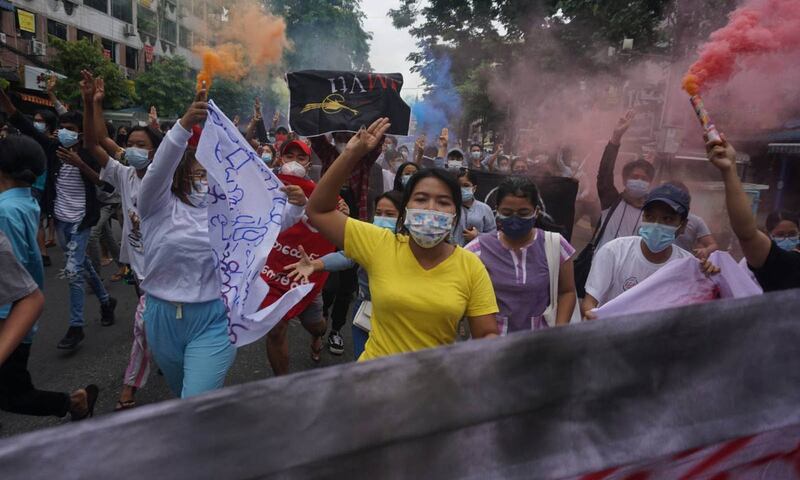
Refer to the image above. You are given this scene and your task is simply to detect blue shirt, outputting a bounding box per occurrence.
[0,187,44,320]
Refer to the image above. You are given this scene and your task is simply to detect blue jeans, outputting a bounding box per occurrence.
[143,295,236,398]
[55,220,110,327]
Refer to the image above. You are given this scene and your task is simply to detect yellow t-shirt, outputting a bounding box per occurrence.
[344,217,498,361]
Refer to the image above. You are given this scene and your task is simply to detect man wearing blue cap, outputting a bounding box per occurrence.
[581,183,719,318]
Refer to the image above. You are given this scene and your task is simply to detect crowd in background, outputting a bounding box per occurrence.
[1,71,798,423]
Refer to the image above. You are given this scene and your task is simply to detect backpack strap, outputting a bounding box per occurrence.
[590,196,623,247]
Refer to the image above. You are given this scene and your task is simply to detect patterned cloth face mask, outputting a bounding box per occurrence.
[403,208,455,248]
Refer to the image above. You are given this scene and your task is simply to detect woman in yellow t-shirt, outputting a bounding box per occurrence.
[306,118,499,361]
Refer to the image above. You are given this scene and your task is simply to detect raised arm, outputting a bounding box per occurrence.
[306,118,391,249]
[138,89,207,219]
[90,76,124,158]
[707,138,773,268]
[413,134,425,165]
[79,71,111,169]
[0,88,53,147]
[597,110,635,209]
[46,75,68,115]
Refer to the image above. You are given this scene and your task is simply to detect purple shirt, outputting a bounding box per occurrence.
[466,229,575,334]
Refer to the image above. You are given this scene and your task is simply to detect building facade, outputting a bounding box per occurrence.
[0,0,218,110]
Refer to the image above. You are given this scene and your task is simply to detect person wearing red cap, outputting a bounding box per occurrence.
[278,139,313,178]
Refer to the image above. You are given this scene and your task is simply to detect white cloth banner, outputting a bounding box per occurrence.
[593,251,763,320]
[196,100,313,347]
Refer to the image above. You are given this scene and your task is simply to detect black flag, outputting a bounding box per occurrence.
[287,70,411,136]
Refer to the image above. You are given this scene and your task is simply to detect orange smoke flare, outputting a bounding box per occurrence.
[193,3,289,93]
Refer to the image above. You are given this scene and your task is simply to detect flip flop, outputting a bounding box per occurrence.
[71,384,99,421]
[114,399,136,411]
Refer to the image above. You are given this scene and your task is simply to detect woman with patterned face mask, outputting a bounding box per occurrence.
[306,118,499,361]
[466,177,578,333]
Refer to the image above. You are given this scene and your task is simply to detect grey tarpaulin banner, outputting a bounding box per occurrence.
[1,290,799,479]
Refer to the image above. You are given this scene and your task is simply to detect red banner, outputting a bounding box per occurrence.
[259,174,335,322]
[143,44,154,64]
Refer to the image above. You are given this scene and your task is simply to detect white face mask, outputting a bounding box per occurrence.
[189,180,209,207]
[280,161,307,177]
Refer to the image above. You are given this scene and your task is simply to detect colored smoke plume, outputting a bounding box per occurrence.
[411,52,462,138]
[195,2,289,92]
[683,0,800,95]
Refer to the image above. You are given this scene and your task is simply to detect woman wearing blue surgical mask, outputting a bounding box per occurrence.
[260,143,276,166]
[392,161,419,193]
[456,169,495,245]
[766,211,799,252]
[285,191,404,360]
[306,118,499,361]
[466,177,578,332]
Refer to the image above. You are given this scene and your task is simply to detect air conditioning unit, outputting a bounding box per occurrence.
[123,23,135,36]
[29,39,46,56]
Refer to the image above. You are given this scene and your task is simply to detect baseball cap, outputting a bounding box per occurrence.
[643,183,690,217]
[280,139,311,157]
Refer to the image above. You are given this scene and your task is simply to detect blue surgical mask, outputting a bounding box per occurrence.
[261,153,273,165]
[470,151,481,160]
[626,179,651,198]
[34,122,47,133]
[497,213,536,240]
[401,174,412,186]
[125,147,151,170]
[461,187,474,202]
[373,215,397,232]
[638,222,678,253]
[774,236,799,252]
[58,128,80,148]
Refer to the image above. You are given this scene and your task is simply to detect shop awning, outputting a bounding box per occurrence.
[768,143,800,155]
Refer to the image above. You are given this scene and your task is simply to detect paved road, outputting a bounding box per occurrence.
[0,245,355,438]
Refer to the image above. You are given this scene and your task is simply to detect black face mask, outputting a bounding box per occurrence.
[117,134,128,145]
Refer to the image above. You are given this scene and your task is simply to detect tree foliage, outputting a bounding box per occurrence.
[390,0,739,132]
[134,56,195,118]
[49,37,136,110]
[269,0,372,71]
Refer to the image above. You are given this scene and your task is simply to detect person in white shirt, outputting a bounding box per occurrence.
[137,90,307,398]
[582,183,719,318]
[80,71,163,409]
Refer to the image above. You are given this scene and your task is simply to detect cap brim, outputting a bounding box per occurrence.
[644,197,687,215]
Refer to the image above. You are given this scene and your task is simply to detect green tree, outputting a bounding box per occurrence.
[135,56,195,118]
[269,0,372,71]
[49,37,136,110]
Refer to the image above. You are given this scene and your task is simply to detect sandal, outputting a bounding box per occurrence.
[71,384,99,421]
[111,268,127,282]
[310,336,323,363]
[114,399,136,411]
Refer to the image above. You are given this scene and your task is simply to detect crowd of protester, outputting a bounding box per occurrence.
[1,71,798,424]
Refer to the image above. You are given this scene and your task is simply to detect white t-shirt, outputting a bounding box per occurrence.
[100,157,145,280]
[585,235,692,306]
[596,200,643,250]
[675,213,712,252]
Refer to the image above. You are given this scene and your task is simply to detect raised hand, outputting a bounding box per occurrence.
[345,117,391,158]
[706,136,737,174]
[179,88,208,130]
[283,246,315,283]
[439,127,449,148]
[93,77,105,104]
[149,105,158,125]
[46,75,57,94]
[79,70,95,101]
[611,109,636,144]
